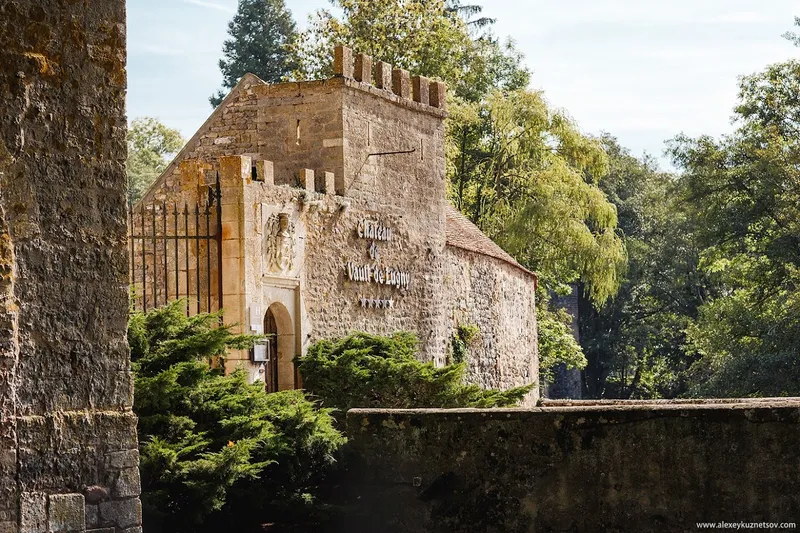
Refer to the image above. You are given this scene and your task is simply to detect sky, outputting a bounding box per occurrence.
[127,0,799,169]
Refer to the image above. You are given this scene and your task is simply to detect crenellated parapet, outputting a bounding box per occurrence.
[333,45,447,112]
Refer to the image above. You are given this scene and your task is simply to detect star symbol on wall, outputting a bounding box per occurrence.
[357,297,396,309]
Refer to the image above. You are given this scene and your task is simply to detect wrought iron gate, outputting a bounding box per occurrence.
[128,176,223,315]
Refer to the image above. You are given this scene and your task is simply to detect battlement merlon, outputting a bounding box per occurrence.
[238,46,448,204]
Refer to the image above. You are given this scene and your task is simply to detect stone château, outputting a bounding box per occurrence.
[132,46,539,399]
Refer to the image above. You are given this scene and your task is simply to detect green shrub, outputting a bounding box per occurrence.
[131,301,345,533]
[298,331,533,410]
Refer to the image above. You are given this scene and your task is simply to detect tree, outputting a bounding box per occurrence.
[292,0,527,103]
[450,90,626,305]
[537,295,585,384]
[578,136,707,399]
[446,1,496,31]
[131,301,344,533]
[126,117,184,204]
[670,60,800,397]
[210,0,298,107]
[298,332,533,410]
[782,16,800,46]
[292,0,471,87]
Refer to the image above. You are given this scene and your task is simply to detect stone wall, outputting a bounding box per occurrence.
[443,247,538,401]
[0,1,140,531]
[339,400,800,532]
[237,151,450,373]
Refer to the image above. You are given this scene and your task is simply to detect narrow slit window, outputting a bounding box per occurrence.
[296,119,301,145]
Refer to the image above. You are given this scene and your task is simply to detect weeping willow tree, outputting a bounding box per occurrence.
[449,89,625,304]
[447,90,625,381]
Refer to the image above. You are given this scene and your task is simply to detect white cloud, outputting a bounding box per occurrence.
[182,0,235,14]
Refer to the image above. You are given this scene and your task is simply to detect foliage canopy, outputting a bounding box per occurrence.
[298,332,533,410]
[131,301,344,533]
[578,136,706,399]
[126,117,184,204]
[451,89,625,305]
[292,0,471,88]
[669,59,800,397]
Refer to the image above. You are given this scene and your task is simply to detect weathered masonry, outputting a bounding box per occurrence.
[339,399,800,533]
[134,46,539,399]
[0,2,141,532]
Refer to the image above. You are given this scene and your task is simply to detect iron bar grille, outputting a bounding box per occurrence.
[128,174,223,315]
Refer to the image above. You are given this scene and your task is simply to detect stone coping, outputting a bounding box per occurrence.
[347,397,800,417]
[539,397,800,406]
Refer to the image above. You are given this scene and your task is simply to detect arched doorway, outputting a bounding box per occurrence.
[264,302,296,393]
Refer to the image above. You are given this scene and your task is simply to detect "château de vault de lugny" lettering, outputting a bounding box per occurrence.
[345,262,411,290]
[346,219,410,291]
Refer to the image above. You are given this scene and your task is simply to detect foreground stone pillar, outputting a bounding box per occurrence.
[0,2,141,532]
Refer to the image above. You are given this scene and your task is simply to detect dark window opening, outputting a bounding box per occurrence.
[265,308,279,393]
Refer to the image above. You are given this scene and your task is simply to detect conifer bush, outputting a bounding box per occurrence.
[298,332,533,410]
[130,301,345,533]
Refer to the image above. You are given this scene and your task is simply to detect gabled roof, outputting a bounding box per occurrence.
[139,73,267,204]
[445,205,537,280]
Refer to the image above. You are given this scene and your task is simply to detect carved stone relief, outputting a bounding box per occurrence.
[263,212,295,275]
